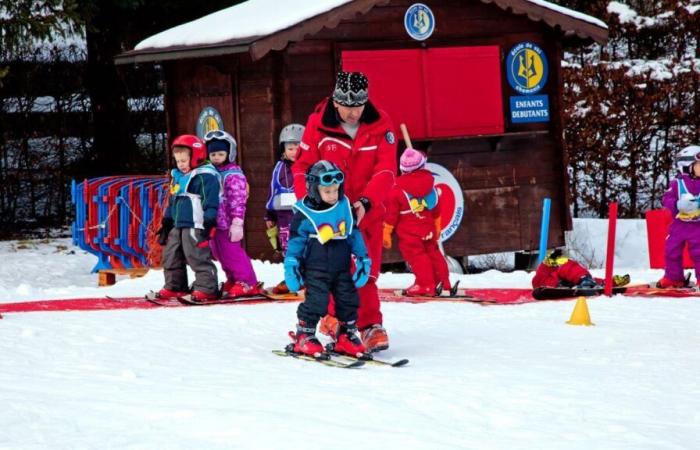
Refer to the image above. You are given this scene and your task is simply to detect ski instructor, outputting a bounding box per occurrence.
[292,71,397,352]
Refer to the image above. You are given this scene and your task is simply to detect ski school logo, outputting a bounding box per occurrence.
[195,106,224,138]
[404,3,435,41]
[426,163,464,242]
[506,42,548,95]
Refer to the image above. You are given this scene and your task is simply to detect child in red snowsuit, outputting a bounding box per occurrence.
[531,249,597,289]
[531,249,630,289]
[382,148,450,296]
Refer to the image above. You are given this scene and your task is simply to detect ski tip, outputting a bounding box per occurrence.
[391,358,410,367]
[346,360,366,368]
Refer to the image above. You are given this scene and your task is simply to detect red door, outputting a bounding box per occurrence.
[343,46,504,140]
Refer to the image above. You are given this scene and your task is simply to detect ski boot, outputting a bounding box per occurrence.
[360,324,389,353]
[272,280,291,295]
[331,322,367,358]
[656,276,687,289]
[404,284,436,297]
[157,288,189,300]
[225,281,263,298]
[576,275,600,289]
[288,321,325,358]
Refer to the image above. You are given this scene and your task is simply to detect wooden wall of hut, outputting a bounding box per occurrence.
[163,0,571,262]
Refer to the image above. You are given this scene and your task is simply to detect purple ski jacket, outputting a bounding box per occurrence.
[215,162,248,230]
[662,174,700,219]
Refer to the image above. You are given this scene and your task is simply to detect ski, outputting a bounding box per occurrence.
[178,294,270,305]
[272,349,365,369]
[143,291,182,307]
[323,346,409,367]
[532,285,628,300]
[261,291,304,301]
[391,290,477,300]
[624,284,700,297]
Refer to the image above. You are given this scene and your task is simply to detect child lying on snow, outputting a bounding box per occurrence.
[532,249,629,289]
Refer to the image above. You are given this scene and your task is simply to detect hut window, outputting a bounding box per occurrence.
[343,46,504,140]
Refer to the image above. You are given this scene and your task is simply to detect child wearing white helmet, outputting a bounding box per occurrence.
[657,145,700,288]
[265,123,305,293]
[204,129,261,298]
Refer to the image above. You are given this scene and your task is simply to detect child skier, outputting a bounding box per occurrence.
[532,249,629,289]
[204,129,261,297]
[285,160,371,357]
[657,145,700,288]
[382,148,450,296]
[155,135,220,301]
[533,249,601,289]
[265,123,304,293]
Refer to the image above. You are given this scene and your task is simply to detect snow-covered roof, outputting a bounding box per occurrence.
[134,0,354,51]
[116,0,608,65]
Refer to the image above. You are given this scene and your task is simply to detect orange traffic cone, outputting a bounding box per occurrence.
[566,297,594,326]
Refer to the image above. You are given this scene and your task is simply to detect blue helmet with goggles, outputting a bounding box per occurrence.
[305,160,345,204]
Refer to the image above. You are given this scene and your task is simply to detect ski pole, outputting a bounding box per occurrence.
[604,202,618,296]
[537,198,551,264]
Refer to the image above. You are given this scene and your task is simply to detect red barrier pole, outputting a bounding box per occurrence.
[604,202,618,296]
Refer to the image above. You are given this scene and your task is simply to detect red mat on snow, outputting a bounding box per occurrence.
[3,287,699,316]
[0,288,539,315]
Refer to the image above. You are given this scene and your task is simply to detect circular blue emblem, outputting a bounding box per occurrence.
[506,42,549,95]
[404,3,435,41]
[195,106,224,138]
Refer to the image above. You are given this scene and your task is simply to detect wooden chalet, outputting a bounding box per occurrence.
[116,0,608,264]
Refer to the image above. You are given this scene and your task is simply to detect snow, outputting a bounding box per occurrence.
[525,0,607,29]
[1,220,700,449]
[134,0,606,52]
[135,0,354,50]
[607,1,637,24]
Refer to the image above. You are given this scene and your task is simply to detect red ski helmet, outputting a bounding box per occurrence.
[171,135,207,167]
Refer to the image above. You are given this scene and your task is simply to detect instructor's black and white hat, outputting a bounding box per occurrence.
[332,71,369,107]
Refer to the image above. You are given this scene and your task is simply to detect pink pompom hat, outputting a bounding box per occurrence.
[399,148,427,173]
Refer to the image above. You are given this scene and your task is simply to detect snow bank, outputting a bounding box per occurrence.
[0,218,664,303]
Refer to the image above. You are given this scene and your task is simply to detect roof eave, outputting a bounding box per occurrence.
[115,41,255,65]
[482,0,609,45]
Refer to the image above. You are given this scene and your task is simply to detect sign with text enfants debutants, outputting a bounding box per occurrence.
[506,41,550,123]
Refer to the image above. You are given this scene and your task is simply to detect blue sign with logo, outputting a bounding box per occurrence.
[404,3,435,41]
[196,106,224,138]
[510,95,550,123]
[506,42,549,95]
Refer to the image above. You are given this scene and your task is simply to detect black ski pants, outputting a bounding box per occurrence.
[297,269,359,327]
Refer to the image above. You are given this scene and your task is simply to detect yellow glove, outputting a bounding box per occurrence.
[266,225,279,251]
[382,223,394,249]
[677,211,700,221]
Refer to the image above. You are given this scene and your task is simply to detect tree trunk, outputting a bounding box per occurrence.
[84,2,135,175]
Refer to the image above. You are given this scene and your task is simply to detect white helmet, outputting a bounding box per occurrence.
[204,129,238,163]
[279,123,305,145]
[676,145,700,174]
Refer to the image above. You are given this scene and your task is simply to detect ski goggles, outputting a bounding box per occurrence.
[203,130,227,141]
[312,170,344,186]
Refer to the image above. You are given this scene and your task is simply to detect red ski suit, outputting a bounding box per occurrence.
[384,169,449,289]
[293,98,397,328]
[531,259,591,288]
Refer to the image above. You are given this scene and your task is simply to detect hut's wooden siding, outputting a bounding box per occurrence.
[164,0,571,261]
